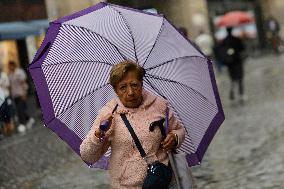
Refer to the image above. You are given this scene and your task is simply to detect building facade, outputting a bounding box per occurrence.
[45,0,103,21]
[0,0,47,72]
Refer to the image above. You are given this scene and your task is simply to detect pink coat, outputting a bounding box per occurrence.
[80,90,185,189]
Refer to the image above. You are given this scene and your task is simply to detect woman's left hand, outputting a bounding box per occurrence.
[161,133,177,153]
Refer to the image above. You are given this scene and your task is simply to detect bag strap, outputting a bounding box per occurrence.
[120,114,147,159]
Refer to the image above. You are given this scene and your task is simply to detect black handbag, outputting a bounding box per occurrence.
[120,114,172,189]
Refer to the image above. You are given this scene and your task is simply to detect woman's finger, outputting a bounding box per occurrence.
[162,135,175,149]
[161,135,170,146]
[163,141,175,152]
[161,133,175,145]
[162,137,174,147]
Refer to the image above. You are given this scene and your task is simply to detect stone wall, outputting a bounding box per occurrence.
[45,0,104,21]
[154,0,210,40]
[261,0,284,38]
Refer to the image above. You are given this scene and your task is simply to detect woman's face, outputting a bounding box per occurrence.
[115,70,143,108]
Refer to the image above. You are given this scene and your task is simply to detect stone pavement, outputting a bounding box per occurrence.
[0,54,284,189]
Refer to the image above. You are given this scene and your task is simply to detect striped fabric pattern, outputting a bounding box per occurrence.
[110,5,163,64]
[147,57,217,106]
[31,3,224,168]
[143,19,202,68]
[65,6,136,62]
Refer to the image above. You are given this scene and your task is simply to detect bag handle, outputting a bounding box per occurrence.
[120,114,147,159]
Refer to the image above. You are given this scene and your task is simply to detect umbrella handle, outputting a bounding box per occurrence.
[99,104,118,132]
[166,108,182,189]
[99,120,110,132]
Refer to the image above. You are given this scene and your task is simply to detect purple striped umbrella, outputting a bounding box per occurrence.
[28,2,224,169]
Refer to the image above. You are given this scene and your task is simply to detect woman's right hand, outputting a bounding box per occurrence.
[95,114,113,138]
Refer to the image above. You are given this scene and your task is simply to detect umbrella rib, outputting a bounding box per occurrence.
[46,83,111,125]
[141,17,165,67]
[144,77,165,98]
[144,77,180,117]
[145,55,206,71]
[44,60,112,67]
[36,60,113,68]
[144,77,185,131]
[63,23,127,61]
[109,6,138,63]
[145,73,215,107]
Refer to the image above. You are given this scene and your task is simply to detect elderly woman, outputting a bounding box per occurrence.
[80,60,185,189]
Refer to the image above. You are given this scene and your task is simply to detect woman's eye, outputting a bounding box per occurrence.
[131,83,140,89]
[120,86,126,91]
[132,84,138,88]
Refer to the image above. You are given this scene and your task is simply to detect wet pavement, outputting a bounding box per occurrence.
[192,54,284,189]
[1,54,284,189]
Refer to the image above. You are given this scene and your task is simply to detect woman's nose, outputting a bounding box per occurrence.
[127,87,134,96]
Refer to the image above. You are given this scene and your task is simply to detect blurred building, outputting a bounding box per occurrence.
[155,0,210,39]
[148,0,284,50]
[261,0,284,37]
[0,0,48,72]
[109,0,284,50]
[45,0,102,21]
[1,0,283,73]
[0,0,103,73]
[207,0,284,50]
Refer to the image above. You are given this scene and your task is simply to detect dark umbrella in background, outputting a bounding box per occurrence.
[28,2,225,169]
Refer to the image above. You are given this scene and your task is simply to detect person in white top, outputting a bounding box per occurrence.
[0,89,4,107]
[0,64,9,98]
[8,62,28,99]
[195,30,214,57]
[0,63,15,136]
[8,61,34,133]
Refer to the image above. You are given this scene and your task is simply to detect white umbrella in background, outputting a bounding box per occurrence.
[0,89,4,107]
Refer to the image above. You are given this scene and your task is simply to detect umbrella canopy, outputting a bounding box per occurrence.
[217,11,254,27]
[28,2,224,169]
